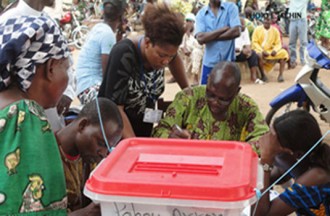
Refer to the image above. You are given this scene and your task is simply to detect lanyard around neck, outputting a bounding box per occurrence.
[137,37,157,102]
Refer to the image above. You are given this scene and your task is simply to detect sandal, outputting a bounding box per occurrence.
[288,62,297,69]
[277,75,284,82]
[261,75,268,82]
[255,78,265,85]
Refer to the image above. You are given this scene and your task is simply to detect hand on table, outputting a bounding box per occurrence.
[169,125,191,139]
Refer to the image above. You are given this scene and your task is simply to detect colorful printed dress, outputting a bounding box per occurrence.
[280,183,330,215]
[316,0,330,39]
[245,18,255,39]
[0,100,67,215]
[98,39,165,137]
[152,86,269,141]
[58,146,83,213]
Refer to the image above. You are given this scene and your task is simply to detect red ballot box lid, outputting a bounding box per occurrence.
[85,138,259,202]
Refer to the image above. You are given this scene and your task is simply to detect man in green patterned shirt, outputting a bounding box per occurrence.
[152,61,268,143]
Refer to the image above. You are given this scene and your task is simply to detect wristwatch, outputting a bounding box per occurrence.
[262,163,274,172]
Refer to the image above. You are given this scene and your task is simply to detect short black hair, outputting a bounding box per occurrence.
[210,61,241,87]
[78,97,123,129]
[103,0,126,21]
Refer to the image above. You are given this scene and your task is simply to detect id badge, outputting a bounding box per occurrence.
[143,108,163,123]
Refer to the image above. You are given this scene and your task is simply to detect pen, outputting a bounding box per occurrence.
[174,124,183,132]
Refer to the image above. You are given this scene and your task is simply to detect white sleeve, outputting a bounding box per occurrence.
[235,35,243,51]
[243,28,251,46]
[63,53,76,100]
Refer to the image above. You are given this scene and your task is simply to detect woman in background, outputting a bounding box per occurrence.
[254,110,330,215]
[98,3,188,138]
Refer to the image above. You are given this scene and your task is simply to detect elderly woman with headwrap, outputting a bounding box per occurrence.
[0,15,70,215]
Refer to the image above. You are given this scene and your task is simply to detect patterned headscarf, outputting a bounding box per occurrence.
[0,15,69,92]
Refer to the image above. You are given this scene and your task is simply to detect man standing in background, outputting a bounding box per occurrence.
[288,0,309,69]
[195,0,241,84]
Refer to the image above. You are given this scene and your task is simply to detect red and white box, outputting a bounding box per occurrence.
[84,138,262,216]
